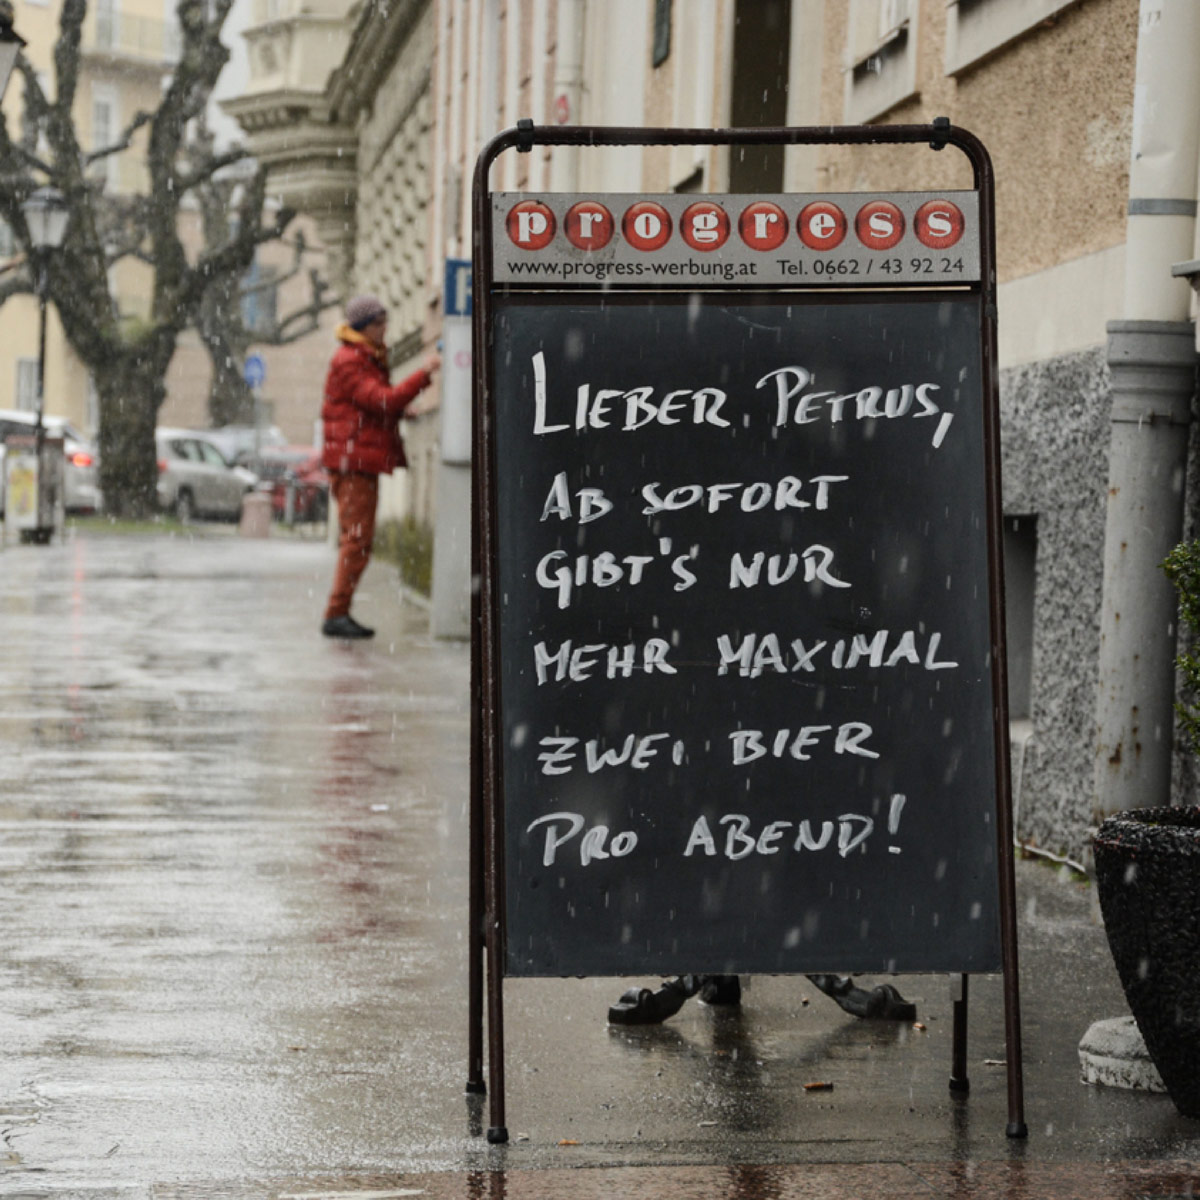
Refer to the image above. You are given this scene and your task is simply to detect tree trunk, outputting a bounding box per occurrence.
[200,317,256,426]
[95,352,167,518]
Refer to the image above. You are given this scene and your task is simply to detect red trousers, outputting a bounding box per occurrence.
[325,471,379,620]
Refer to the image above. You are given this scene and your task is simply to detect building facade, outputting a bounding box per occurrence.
[227,0,1197,863]
[0,0,333,450]
[0,0,180,434]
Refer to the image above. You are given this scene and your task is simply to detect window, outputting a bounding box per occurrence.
[91,84,119,190]
[729,0,791,192]
[15,359,39,413]
[844,0,919,124]
[196,441,229,468]
[241,260,278,337]
[946,0,1079,76]
[652,0,671,67]
[95,0,119,50]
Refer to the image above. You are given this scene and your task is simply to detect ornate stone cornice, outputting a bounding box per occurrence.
[222,90,342,144]
[221,92,358,295]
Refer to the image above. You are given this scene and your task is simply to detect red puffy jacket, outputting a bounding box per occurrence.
[321,329,432,475]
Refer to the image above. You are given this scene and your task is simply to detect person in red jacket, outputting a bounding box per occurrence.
[321,294,440,639]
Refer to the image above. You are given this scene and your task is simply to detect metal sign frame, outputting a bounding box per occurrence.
[469,120,1025,1145]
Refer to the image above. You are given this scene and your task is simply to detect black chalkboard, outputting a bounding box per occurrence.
[492,291,1002,978]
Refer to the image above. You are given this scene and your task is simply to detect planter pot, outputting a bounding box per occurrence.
[1093,806,1200,1118]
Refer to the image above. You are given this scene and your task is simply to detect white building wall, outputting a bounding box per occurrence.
[579,0,647,192]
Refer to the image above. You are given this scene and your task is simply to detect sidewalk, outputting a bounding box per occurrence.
[1,528,1198,1199]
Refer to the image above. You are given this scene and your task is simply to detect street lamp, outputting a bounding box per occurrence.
[19,186,68,542]
[0,1,26,104]
[22,185,69,437]
[22,185,71,249]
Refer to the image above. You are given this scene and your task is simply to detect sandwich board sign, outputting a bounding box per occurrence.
[468,120,1024,1144]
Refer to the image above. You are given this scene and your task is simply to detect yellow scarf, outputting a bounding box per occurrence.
[336,323,388,366]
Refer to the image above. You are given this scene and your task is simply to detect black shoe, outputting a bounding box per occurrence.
[861,983,917,1021]
[322,614,374,639]
[697,974,742,1006]
[607,976,696,1025]
[807,974,917,1021]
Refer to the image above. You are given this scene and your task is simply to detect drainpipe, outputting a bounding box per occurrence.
[1094,0,1200,822]
[549,0,585,192]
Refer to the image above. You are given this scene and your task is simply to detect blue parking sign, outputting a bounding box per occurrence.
[445,259,472,317]
[243,354,266,389]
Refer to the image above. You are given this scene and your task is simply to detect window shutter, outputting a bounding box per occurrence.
[879,0,911,41]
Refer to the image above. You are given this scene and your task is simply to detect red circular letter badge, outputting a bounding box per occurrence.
[622,201,673,251]
[738,201,789,251]
[565,201,615,251]
[914,199,965,249]
[506,200,556,250]
[681,201,730,252]
[797,201,848,251]
[855,200,905,251]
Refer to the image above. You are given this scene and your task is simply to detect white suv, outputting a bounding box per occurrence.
[156,427,260,521]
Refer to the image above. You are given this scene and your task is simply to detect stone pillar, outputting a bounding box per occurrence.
[1093,321,1196,818]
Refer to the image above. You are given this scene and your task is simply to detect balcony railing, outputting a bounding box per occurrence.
[83,12,181,65]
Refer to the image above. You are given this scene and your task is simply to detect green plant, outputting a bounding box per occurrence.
[67,513,188,535]
[374,515,433,597]
[1163,540,1200,754]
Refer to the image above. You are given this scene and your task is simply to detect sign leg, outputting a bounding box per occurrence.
[950,973,969,1093]
[466,768,486,1093]
[1003,937,1029,1138]
[485,918,508,1142]
[467,463,486,1097]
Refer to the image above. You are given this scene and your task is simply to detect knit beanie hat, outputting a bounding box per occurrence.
[345,294,387,331]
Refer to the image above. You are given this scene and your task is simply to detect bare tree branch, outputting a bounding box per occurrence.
[264,270,340,345]
[14,55,50,127]
[181,168,295,314]
[10,143,54,176]
[84,111,154,166]
[183,212,295,310]
[104,235,152,268]
[104,249,156,269]
[237,229,306,298]
[0,265,33,304]
[50,0,86,145]
[176,146,251,192]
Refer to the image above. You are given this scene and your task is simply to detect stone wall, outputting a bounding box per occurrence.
[1000,345,1110,860]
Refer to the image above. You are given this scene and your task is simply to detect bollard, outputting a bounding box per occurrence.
[239,491,272,538]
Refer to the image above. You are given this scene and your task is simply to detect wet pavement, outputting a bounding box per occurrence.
[2,526,1199,1199]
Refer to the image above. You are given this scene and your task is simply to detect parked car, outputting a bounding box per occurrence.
[202,424,288,468]
[156,427,259,522]
[0,408,103,516]
[241,445,329,523]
